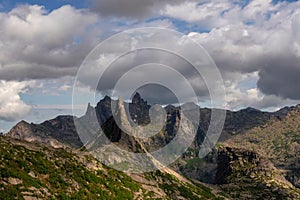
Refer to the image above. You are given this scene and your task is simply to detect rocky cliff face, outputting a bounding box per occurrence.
[215,146,300,199]
[99,98,143,153]
[129,93,151,125]
[95,95,114,125]
[87,93,289,145]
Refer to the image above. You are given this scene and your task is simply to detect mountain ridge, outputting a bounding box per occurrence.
[7,93,297,149]
[4,93,300,199]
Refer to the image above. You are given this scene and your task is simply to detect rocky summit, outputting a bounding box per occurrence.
[3,93,300,199]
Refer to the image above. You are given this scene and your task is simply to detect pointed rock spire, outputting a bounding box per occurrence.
[102,95,111,102]
[132,92,142,104]
[85,103,95,117]
[114,97,133,133]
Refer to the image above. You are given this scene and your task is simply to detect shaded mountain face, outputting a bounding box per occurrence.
[129,93,151,125]
[95,95,114,125]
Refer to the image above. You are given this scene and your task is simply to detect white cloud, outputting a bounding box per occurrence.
[75,0,300,109]
[0,4,100,81]
[0,80,34,121]
[1,1,300,113]
[162,1,235,29]
[186,0,300,103]
[223,71,299,111]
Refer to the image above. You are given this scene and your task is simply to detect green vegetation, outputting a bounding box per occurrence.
[0,137,224,199]
[0,137,139,199]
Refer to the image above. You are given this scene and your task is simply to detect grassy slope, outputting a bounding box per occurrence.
[0,136,224,200]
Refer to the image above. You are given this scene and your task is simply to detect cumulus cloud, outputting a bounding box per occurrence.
[1,0,300,113]
[162,1,236,29]
[186,0,300,105]
[0,4,99,81]
[74,0,300,109]
[91,0,196,19]
[161,0,283,29]
[0,80,34,121]
[73,29,218,107]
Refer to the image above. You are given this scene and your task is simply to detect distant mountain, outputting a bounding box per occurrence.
[7,116,82,148]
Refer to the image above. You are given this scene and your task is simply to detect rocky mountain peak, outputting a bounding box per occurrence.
[102,95,111,103]
[293,104,300,113]
[7,120,34,140]
[132,92,142,104]
[129,93,151,125]
[241,107,261,113]
[6,116,80,148]
[85,103,95,117]
[284,104,300,118]
[95,95,113,125]
[114,98,131,128]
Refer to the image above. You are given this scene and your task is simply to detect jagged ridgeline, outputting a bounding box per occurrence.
[5,93,300,199]
[7,93,293,173]
[8,93,289,150]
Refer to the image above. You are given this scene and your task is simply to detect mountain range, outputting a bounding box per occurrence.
[3,93,300,199]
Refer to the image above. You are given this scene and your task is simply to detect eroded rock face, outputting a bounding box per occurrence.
[95,95,113,125]
[129,93,151,125]
[215,146,299,199]
[215,146,273,184]
[100,98,142,153]
[7,121,34,140]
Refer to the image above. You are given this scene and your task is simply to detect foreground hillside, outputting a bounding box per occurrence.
[215,145,300,199]
[0,136,225,200]
[217,106,300,199]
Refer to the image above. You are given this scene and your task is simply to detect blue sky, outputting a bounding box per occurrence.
[0,0,89,11]
[0,0,300,132]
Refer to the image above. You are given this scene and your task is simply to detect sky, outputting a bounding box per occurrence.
[0,0,300,132]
